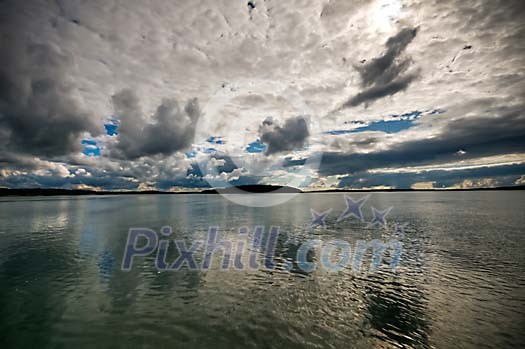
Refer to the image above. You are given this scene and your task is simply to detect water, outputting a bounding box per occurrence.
[0,192,524,348]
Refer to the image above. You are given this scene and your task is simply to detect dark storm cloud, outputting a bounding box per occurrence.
[259,116,309,155]
[320,104,525,176]
[347,74,418,107]
[357,28,417,86]
[0,36,101,158]
[212,154,240,174]
[344,27,418,107]
[110,89,200,160]
[0,170,141,191]
[187,154,238,178]
[155,157,255,191]
[155,173,261,191]
[338,163,525,189]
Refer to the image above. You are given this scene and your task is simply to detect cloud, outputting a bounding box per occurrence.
[0,0,524,190]
[110,89,200,160]
[259,116,309,155]
[346,73,418,107]
[0,36,101,157]
[337,163,525,190]
[343,27,419,107]
[320,102,525,176]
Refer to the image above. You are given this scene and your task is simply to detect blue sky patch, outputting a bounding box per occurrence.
[207,136,225,144]
[104,123,118,136]
[352,119,416,133]
[326,109,437,135]
[81,139,101,157]
[326,119,415,135]
[81,139,97,146]
[246,139,267,153]
[203,147,217,154]
[83,147,101,157]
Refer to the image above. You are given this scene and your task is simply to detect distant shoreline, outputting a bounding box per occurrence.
[1,185,524,197]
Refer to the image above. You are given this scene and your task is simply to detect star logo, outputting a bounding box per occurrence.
[368,206,392,228]
[337,194,370,222]
[309,208,332,228]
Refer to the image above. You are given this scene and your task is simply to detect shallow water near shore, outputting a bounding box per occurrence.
[1,192,524,348]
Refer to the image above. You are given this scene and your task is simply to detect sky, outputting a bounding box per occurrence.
[0,0,524,191]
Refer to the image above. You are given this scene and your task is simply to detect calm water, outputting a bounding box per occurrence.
[0,192,524,348]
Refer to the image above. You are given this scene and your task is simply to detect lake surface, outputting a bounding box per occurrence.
[1,192,524,348]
